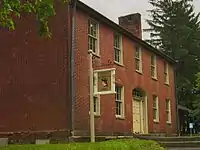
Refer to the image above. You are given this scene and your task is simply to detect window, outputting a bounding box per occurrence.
[114,33,123,64]
[164,62,169,84]
[133,89,143,99]
[93,68,116,95]
[93,95,100,116]
[115,86,124,118]
[166,99,171,123]
[152,95,159,122]
[135,46,142,72]
[151,55,157,79]
[88,19,99,54]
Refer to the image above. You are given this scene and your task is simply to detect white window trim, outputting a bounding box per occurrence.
[93,94,100,116]
[93,68,116,95]
[114,33,123,65]
[151,55,157,79]
[135,47,142,73]
[153,95,159,123]
[88,19,100,56]
[166,99,171,124]
[164,62,169,85]
[115,86,125,119]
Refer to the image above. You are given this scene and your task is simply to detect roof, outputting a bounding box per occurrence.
[178,105,191,112]
[76,0,176,65]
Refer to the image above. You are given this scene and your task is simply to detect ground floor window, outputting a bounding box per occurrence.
[115,86,124,118]
[166,99,171,123]
[153,95,159,122]
[93,95,100,116]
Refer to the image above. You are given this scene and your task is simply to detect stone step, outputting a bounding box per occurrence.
[160,141,200,148]
[138,135,200,142]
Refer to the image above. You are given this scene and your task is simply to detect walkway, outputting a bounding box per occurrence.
[168,148,200,150]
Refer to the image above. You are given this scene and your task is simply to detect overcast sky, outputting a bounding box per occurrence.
[80,0,200,39]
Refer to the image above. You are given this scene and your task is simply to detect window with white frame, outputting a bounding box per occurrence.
[135,46,142,72]
[93,69,115,95]
[93,95,100,116]
[151,55,157,79]
[152,95,159,122]
[114,33,123,64]
[164,62,169,84]
[88,19,99,54]
[166,99,171,123]
[115,86,124,117]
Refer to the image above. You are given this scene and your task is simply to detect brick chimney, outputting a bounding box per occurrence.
[118,13,142,39]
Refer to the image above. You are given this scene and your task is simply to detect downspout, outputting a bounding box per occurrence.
[174,61,180,136]
[68,0,76,137]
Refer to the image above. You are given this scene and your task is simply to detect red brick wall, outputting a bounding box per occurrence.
[0,2,176,136]
[73,9,90,133]
[0,4,69,133]
[74,9,176,135]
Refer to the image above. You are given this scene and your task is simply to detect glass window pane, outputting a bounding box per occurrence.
[115,87,121,101]
[115,86,122,116]
[164,62,167,73]
[116,101,119,115]
[116,101,122,115]
[93,25,97,37]
[135,47,140,58]
[89,37,92,50]
[88,20,97,37]
[151,66,155,77]
[93,96,97,113]
[164,73,167,82]
[166,112,169,121]
[166,99,170,111]
[153,100,156,108]
[151,55,155,66]
[115,49,121,62]
[119,102,121,115]
[153,109,157,120]
[114,34,121,48]
[135,59,140,71]
[92,38,96,53]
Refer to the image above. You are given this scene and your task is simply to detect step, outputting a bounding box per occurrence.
[138,136,200,142]
[159,141,200,148]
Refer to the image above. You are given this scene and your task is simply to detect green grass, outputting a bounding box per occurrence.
[0,139,165,150]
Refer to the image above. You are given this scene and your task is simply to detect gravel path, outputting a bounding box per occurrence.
[168,148,200,150]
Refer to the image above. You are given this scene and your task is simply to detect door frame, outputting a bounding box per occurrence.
[143,95,148,134]
[132,95,148,134]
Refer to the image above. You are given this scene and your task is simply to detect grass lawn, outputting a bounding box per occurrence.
[0,139,165,150]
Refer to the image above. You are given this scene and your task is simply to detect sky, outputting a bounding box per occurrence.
[80,0,200,39]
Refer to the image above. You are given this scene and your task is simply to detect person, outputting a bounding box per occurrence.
[101,78,108,87]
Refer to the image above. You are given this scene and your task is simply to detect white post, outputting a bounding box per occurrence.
[89,50,95,142]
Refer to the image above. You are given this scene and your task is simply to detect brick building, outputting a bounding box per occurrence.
[0,0,176,140]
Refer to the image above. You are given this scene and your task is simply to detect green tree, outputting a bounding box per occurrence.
[146,0,200,108]
[191,72,200,121]
[0,0,69,37]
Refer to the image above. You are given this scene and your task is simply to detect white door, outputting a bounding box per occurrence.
[133,99,142,133]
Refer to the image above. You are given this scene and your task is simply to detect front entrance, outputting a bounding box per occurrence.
[132,89,148,134]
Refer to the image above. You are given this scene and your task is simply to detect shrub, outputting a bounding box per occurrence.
[0,139,165,150]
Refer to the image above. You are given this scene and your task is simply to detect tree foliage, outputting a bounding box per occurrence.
[146,0,200,109]
[0,0,69,38]
[191,72,200,121]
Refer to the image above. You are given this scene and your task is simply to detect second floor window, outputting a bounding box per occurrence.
[135,46,142,72]
[114,34,122,64]
[88,19,99,54]
[151,55,157,79]
[164,62,169,84]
